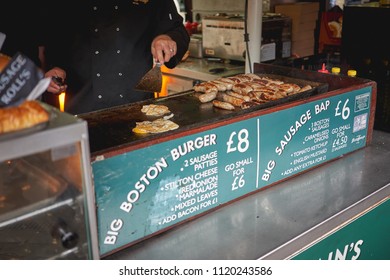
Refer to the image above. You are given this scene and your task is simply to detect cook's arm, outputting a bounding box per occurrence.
[153,0,190,68]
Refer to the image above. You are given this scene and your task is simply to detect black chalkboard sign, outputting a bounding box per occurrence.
[0,52,44,107]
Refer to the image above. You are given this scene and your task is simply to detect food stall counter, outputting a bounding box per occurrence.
[105,129,390,260]
[80,63,378,258]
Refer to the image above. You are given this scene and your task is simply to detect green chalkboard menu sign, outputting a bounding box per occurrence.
[92,86,372,256]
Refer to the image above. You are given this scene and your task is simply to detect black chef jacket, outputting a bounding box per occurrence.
[44,0,189,115]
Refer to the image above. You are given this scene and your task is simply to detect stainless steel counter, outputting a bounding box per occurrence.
[104,130,390,260]
[162,57,245,82]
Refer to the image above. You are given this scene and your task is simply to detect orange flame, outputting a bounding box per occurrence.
[58,92,66,112]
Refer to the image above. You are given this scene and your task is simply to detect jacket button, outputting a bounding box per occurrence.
[98,95,102,99]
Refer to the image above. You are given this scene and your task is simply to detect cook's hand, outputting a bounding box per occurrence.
[151,34,177,65]
[44,67,67,94]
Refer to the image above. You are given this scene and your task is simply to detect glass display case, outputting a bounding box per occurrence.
[0,103,99,259]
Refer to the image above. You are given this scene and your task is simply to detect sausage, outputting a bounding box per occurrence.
[248,91,267,102]
[234,74,252,82]
[275,89,289,98]
[220,92,246,106]
[232,83,253,95]
[297,84,312,93]
[251,78,273,86]
[259,90,286,101]
[241,100,264,109]
[212,100,235,110]
[241,73,259,80]
[198,91,217,103]
[244,81,266,91]
[204,85,218,95]
[194,82,218,93]
[260,76,284,85]
[208,80,227,92]
[215,78,235,90]
[226,91,251,101]
[249,87,286,102]
[277,83,301,94]
[223,76,242,84]
[193,82,206,92]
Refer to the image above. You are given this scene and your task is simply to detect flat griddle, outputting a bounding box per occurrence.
[79,74,328,155]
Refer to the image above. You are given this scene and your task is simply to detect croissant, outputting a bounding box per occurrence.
[0,100,50,134]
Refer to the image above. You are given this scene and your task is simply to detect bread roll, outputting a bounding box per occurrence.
[0,100,50,134]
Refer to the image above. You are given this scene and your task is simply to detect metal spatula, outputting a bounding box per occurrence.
[134,62,162,93]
